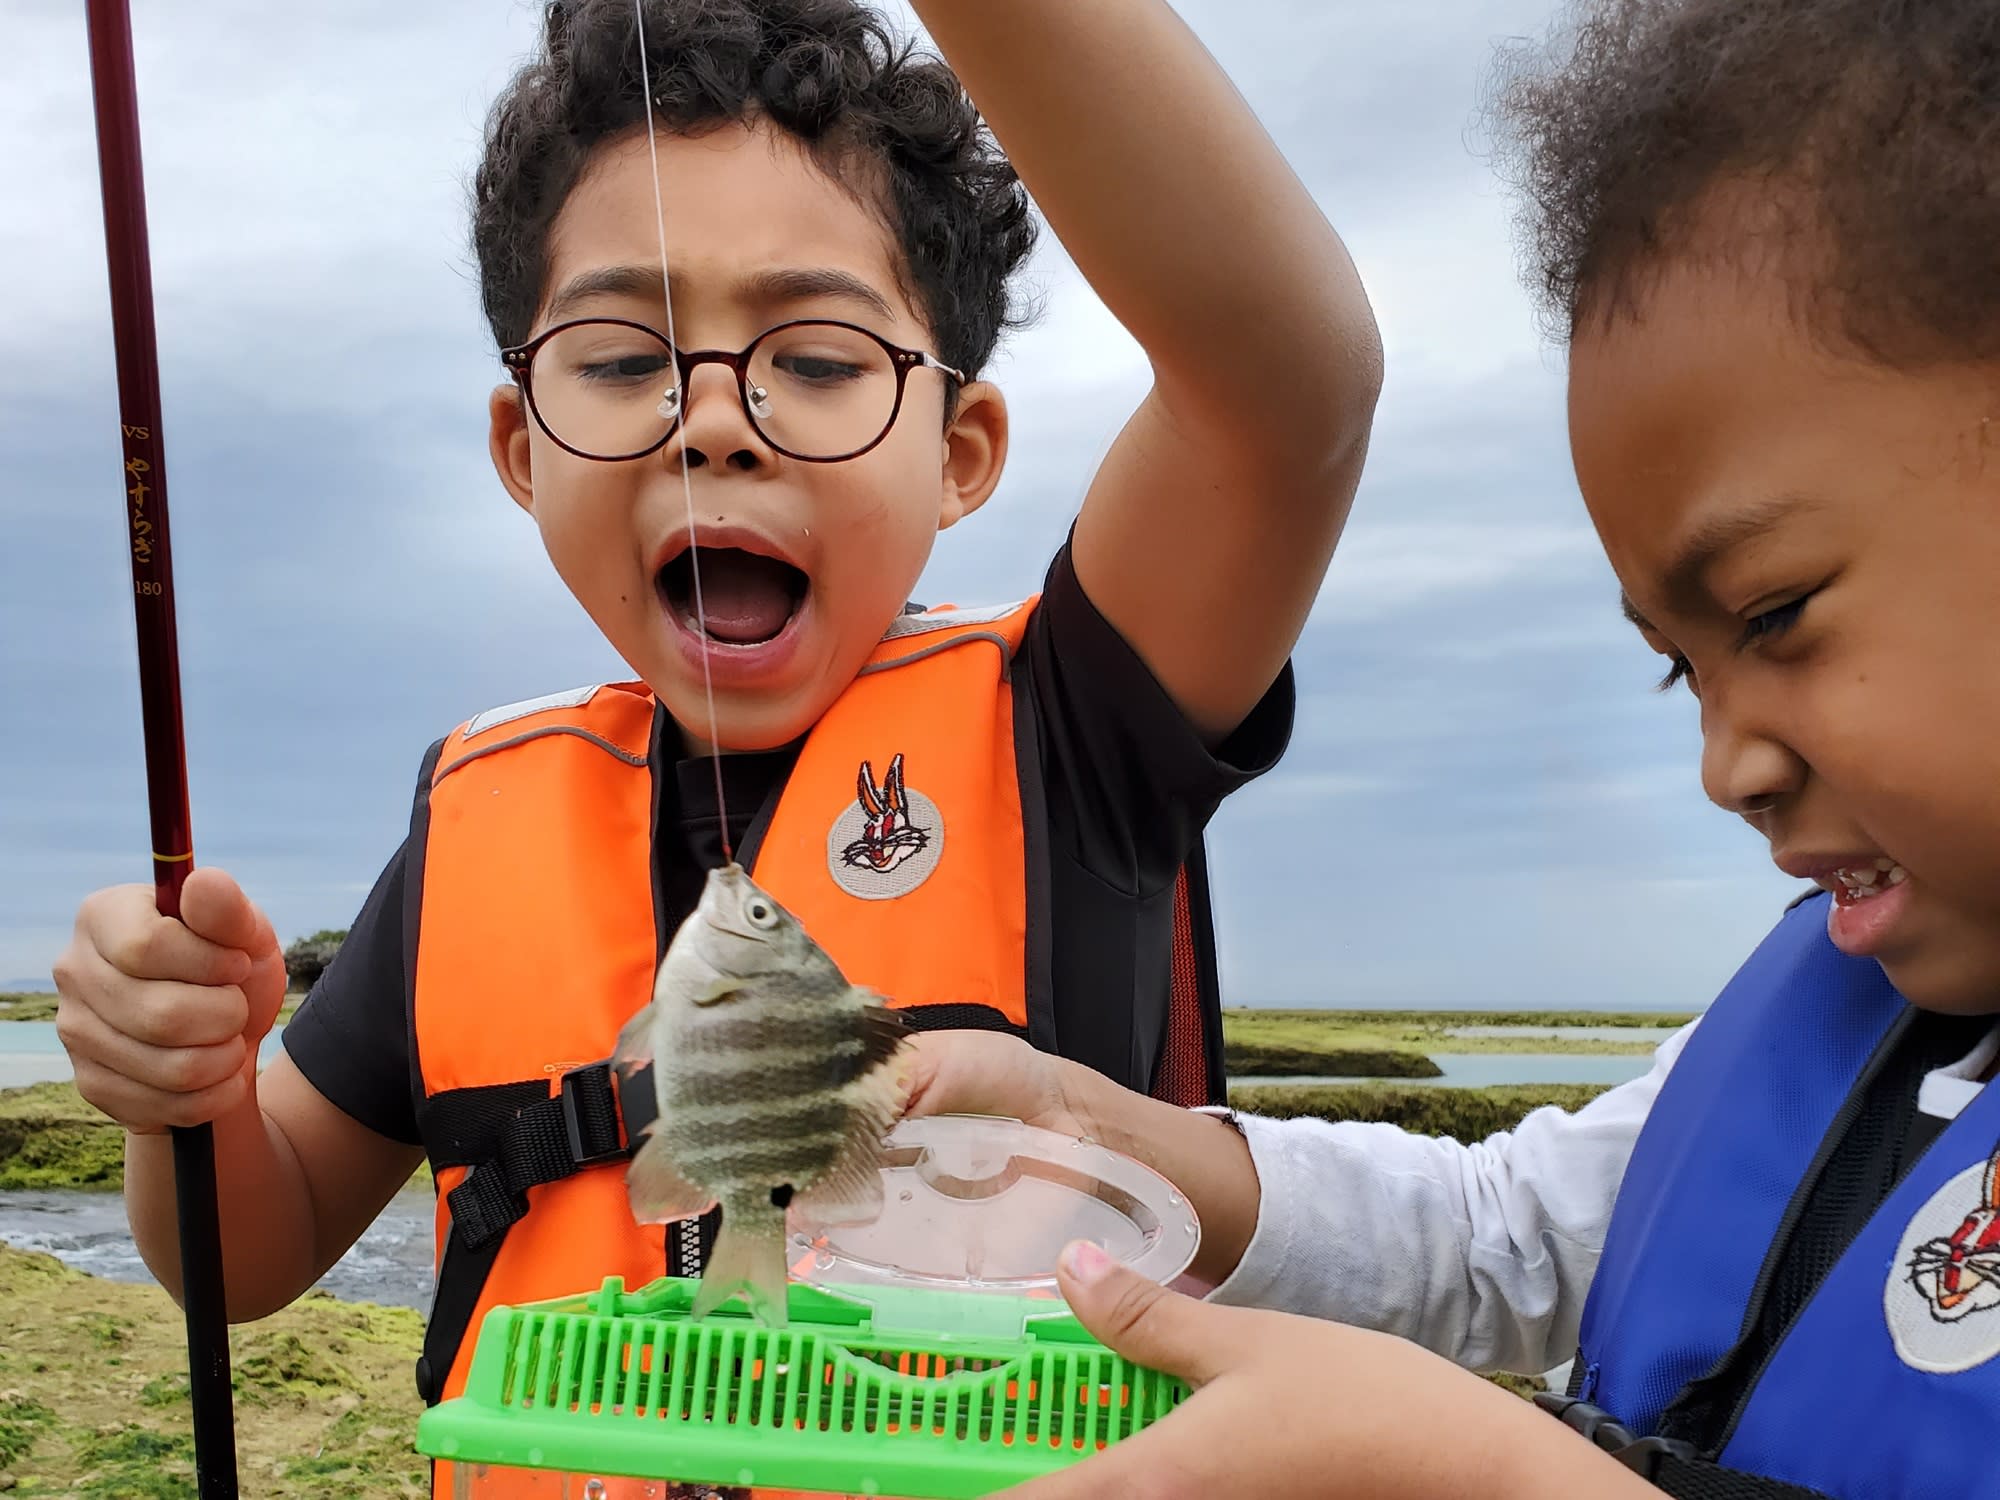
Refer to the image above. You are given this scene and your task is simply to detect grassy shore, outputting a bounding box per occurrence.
[1252,1008,1693,1030]
[1220,1007,1692,1072]
[0,995,57,1023]
[0,1244,425,1497]
[0,994,310,1025]
[0,1084,125,1193]
[0,1083,432,1195]
[1230,1081,1611,1137]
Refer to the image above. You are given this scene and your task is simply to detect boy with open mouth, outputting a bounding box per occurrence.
[51,1,1380,1494]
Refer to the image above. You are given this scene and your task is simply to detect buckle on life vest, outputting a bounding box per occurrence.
[1610,1435,1702,1481]
[560,1060,635,1167]
[1532,1393,1699,1480]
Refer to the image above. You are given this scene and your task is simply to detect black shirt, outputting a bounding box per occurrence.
[284,542,1293,1146]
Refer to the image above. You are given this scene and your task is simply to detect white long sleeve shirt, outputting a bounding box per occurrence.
[1202,1019,1999,1376]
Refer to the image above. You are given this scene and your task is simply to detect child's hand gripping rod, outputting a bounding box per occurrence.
[82,4,239,1494]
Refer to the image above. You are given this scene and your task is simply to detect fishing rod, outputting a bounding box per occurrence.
[81,2,239,1494]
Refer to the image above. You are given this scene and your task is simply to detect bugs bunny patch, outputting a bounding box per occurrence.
[1886,1142,2000,1373]
[826,752,943,900]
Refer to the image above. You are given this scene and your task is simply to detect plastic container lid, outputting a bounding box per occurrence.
[789,1114,1200,1322]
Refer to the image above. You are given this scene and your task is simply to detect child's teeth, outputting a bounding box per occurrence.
[1836,861,1907,895]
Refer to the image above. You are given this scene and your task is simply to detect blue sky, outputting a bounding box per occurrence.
[1,0,1801,1007]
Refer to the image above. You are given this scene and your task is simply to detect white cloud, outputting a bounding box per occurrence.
[1311,517,1601,625]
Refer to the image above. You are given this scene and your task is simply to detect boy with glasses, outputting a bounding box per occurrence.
[52,0,1379,1486]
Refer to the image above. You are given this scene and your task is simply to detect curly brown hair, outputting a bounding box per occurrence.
[471,0,1038,382]
[1486,0,2000,364]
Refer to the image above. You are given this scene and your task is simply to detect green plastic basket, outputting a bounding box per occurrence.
[416,1276,1189,1497]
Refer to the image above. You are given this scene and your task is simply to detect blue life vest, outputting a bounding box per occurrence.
[1577,892,2000,1499]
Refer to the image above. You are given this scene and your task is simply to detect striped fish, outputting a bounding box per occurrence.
[613,862,911,1323]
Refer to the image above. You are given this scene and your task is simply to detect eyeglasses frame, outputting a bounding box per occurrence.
[500,316,965,464]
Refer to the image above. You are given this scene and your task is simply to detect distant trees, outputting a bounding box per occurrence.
[283,929,347,994]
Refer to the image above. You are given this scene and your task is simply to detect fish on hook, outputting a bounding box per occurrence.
[613,862,912,1323]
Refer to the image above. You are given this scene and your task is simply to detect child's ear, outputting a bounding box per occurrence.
[937,380,1007,530]
[489,384,537,516]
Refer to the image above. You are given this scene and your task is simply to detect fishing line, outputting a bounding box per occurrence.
[635,0,733,863]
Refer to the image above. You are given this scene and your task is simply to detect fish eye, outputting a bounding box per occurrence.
[746,900,777,928]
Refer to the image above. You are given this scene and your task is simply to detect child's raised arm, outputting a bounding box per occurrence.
[912,0,1382,743]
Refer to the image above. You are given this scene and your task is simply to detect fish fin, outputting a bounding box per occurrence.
[858,997,910,1072]
[789,1142,887,1228]
[691,976,746,1008]
[792,1043,912,1228]
[626,1130,717,1224]
[691,1212,790,1326]
[823,997,907,1087]
[611,1000,657,1075]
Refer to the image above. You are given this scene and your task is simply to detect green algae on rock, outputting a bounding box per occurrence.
[0,1245,426,1497]
[0,1082,429,1194]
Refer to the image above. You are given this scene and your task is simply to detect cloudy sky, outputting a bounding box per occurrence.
[2,1,1801,1008]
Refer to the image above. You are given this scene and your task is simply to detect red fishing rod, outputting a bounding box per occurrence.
[82,2,239,1493]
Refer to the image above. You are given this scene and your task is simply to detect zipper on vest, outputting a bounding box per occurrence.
[1696,1007,1917,1456]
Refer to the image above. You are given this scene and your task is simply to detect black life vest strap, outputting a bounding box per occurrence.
[415,1058,652,1404]
[413,1004,1028,1405]
[1533,1395,1830,1499]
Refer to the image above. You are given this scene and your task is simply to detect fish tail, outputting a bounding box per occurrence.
[691,1208,791,1326]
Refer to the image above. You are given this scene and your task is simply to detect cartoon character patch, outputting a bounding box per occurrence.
[825,753,943,900]
[1886,1143,2000,1373]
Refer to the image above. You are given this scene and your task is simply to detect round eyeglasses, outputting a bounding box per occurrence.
[501,317,965,464]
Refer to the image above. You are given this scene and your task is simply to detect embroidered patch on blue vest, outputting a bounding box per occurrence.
[826,752,943,900]
[1886,1141,2000,1373]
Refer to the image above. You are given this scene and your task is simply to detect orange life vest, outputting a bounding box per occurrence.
[407,600,1223,1497]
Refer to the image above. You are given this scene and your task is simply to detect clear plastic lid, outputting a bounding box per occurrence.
[789,1114,1200,1334]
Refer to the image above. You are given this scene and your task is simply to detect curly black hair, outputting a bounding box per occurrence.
[471,0,1038,382]
[1486,0,2000,364]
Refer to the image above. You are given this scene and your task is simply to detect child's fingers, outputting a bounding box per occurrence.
[58,946,251,1051]
[75,884,252,987]
[901,1030,1058,1124]
[58,988,250,1098]
[177,866,278,962]
[993,1389,1229,1499]
[70,1052,252,1136]
[1054,1243,1243,1387]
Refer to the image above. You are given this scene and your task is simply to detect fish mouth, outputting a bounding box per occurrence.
[655,530,810,647]
[695,865,767,945]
